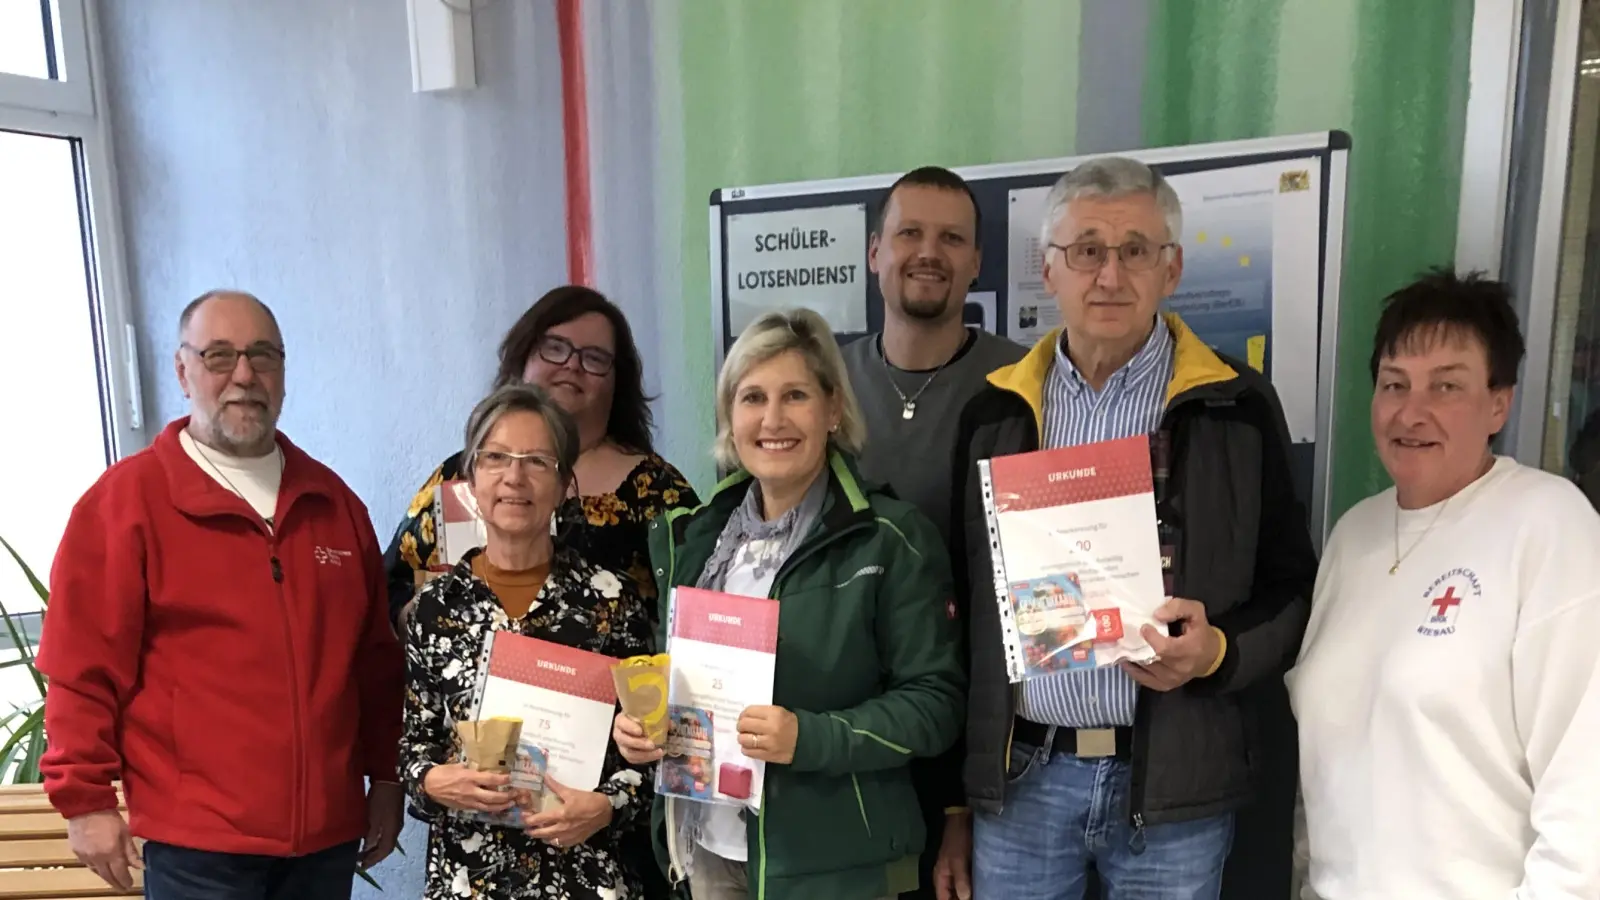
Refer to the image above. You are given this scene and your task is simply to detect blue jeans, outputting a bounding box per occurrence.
[142,840,360,900]
[973,741,1233,900]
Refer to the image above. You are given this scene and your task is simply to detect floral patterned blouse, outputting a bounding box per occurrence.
[383,452,700,631]
[401,546,654,900]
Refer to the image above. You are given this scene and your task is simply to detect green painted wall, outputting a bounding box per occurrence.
[666,0,1476,522]
[1145,0,1474,522]
[665,0,1084,488]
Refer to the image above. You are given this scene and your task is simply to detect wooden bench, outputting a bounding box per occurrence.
[0,785,141,898]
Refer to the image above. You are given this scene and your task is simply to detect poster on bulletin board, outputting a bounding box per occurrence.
[723,203,869,336]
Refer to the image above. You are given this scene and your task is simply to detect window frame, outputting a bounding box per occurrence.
[0,0,94,117]
[0,0,143,459]
[1498,0,1584,465]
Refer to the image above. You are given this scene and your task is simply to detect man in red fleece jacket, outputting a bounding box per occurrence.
[36,290,405,899]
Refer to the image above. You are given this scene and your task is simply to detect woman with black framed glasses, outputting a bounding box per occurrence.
[385,286,700,631]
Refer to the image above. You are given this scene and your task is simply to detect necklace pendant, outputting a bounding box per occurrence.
[902,402,916,420]
[1388,562,1399,575]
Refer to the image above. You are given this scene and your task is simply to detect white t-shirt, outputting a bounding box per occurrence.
[694,535,783,863]
[1288,456,1600,899]
[180,428,283,524]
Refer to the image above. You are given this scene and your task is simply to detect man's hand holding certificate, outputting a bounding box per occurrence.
[1121,597,1224,691]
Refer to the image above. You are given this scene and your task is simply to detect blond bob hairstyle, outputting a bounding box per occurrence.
[712,308,867,473]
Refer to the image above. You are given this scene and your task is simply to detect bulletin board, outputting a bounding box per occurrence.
[709,131,1352,546]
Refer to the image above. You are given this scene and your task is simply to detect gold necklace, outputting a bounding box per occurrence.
[1390,496,1450,575]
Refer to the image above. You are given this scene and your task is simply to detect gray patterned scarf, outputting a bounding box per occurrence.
[695,469,830,593]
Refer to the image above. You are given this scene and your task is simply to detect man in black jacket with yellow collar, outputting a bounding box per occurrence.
[941,156,1316,900]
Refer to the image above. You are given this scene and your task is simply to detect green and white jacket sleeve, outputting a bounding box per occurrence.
[789,511,966,776]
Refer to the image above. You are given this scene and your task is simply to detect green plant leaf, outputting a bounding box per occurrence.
[0,535,45,698]
[19,725,44,784]
[0,705,43,783]
[356,867,382,890]
[0,535,47,608]
[0,606,43,700]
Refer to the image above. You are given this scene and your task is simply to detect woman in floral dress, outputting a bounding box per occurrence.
[401,383,653,899]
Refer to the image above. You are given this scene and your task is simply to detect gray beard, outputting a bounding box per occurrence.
[200,411,277,456]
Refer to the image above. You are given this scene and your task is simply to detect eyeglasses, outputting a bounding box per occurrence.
[1048,240,1177,273]
[183,342,286,373]
[536,335,614,376]
[473,449,561,476]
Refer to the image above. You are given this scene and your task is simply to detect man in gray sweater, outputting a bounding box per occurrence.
[840,166,1024,900]
[842,167,1025,543]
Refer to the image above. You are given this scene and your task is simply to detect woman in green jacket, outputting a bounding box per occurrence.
[613,308,965,900]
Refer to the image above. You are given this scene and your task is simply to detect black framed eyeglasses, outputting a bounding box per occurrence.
[1048,239,1177,273]
[182,342,286,374]
[537,335,614,376]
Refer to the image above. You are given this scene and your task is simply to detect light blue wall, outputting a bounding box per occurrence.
[97,0,575,894]
[102,0,570,527]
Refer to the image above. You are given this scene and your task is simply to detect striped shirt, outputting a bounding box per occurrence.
[1017,315,1176,728]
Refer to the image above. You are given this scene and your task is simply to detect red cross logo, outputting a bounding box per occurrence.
[1429,586,1461,620]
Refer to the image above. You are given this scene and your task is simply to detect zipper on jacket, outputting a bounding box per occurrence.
[269,535,306,852]
[753,571,801,900]
[1123,408,1194,827]
[756,582,781,900]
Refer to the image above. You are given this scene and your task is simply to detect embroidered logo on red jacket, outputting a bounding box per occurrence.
[313,546,353,566]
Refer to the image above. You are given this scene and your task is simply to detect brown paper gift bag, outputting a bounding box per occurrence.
[456,716,523,774]
[611,653,671,746]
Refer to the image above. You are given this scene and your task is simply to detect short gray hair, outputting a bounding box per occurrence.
[713,308,866,472]
[462,383,580,488]
[1038,156,1184,248]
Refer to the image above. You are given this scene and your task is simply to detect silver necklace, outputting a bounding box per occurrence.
[879,334,956,420]
[1390,496,1449,575]
[192,437,284,530]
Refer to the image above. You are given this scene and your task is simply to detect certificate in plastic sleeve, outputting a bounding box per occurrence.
[659,587,779,811]
[979,434,1166,682]
[470,631,620,793]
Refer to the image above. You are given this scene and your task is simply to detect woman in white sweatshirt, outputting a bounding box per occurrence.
[1288,268,1600,900]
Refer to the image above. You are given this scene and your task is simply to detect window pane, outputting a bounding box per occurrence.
[1548,9,1600,510]
[0,1,52,80]
[0,129,110,623]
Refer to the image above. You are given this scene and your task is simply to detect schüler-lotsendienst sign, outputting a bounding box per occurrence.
[724,203,868,335]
